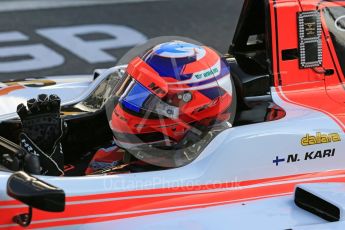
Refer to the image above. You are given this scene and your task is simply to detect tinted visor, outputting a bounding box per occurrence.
[119,75,179,119]
[121,78,151,113]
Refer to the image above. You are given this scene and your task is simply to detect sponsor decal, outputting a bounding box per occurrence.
[114,111,128,122]
[194,66,219,79]
[147,82,166,96]
[301,132,341,146]
[192,59,220,81]
[273,148,336,166]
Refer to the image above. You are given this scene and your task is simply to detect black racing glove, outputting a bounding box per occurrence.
[17,94,65,176]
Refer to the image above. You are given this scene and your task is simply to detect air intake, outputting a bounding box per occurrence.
[295,187,340,222]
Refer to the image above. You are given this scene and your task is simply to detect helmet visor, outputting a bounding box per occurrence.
[119,74,179,119]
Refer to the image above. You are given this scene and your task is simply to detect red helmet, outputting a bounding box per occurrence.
[110,41,234,155]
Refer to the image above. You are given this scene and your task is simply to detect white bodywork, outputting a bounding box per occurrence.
[0,67,344,229]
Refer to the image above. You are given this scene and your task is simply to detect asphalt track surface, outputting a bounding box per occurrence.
[0,0,242,80]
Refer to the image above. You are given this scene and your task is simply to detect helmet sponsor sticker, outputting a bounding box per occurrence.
[192,59,221,80]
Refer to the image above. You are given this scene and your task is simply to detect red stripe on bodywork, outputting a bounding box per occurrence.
[65,169,345,202]
[0,85,25,96]
[276,84,345,131]
[2,170,345,229]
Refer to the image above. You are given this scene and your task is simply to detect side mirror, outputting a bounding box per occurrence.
[7,171,65,227]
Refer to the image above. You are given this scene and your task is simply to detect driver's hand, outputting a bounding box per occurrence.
[17,94,65,176]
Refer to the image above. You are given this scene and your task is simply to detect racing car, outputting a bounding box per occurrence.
[2,0,345,229]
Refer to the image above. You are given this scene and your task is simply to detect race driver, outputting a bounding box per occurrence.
[16,41,234,176]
